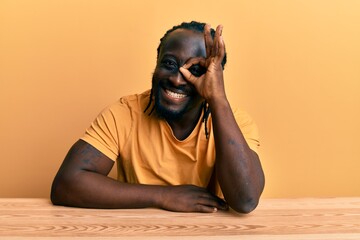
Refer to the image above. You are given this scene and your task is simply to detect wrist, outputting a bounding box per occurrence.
[153,185,167,209]
[206,94,230,110]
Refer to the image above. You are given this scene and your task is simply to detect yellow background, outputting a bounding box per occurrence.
[1,0,359,198]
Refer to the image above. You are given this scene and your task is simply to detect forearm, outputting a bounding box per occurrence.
[209,97,265,213]
[51,169,164,209]
[51,171,227,212]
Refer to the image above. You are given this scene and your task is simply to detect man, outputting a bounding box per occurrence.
[51,21,265,213]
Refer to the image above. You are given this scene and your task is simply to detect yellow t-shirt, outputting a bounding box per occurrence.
[81,90,259,198]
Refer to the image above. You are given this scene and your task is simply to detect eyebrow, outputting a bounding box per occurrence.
[160,53,177,60]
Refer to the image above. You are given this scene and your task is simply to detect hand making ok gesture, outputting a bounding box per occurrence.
[179,24,226,104]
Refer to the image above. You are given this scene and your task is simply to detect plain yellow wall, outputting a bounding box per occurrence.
[1,0,359,198]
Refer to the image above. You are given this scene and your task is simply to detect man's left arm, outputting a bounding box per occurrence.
[209,97,265,213]
[180,24,265,213]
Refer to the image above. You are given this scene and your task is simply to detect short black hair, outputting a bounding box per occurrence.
[156,21,227,68]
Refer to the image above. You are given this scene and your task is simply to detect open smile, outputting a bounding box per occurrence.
[160,86,190,103]
[165,89,187,99]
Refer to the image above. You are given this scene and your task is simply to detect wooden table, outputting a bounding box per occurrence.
[0,198,359,239]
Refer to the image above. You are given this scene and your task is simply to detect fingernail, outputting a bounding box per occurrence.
[213,207,218,213]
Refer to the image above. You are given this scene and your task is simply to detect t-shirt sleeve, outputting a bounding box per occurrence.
[233,109,260,154]
[81,99,132,161]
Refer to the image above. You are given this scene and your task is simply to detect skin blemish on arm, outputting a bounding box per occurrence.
[227,139,236,145]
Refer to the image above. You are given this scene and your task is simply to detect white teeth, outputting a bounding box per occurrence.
[166,89,186,99]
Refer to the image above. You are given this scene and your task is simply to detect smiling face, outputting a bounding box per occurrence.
[152,29,206,121]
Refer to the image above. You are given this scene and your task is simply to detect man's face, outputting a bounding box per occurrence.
[152,29,206,120]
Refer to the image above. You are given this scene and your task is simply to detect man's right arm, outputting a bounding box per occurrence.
[51,139,227,212]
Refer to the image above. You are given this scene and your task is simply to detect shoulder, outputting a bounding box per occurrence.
[105,90,151,114]
[232,108,260,152]
[91,90,151,129]
[232,108,258,134]
[232,108,256,127]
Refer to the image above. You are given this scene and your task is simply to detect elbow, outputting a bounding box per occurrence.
[231,197,260,214]
[230,185,264,214]
[50,174,71,206]
[50,178,63,206]
[50,192,62,206]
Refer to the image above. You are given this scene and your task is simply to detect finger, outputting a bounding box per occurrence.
[207,194,228,210]
[182,57,206,69]
[195,204,218,213]
[179,67,199,84]
[180,57,206,84]
[204,24,213,58]
[216,25,223,39]
[212,25,223,58]
[197,195,228,211]
[214,35,225,66]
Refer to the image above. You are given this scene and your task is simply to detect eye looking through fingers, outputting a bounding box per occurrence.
[188,64,206,77]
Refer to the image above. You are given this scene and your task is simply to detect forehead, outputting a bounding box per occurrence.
[159,29,206,60]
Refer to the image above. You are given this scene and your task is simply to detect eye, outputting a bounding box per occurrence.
[188,64,206,77]
[162,59,178,72]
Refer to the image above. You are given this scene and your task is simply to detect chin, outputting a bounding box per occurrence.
[154,95,187,120]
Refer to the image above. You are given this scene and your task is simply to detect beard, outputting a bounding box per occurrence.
[153,88,190,121]
[154,92,189,121]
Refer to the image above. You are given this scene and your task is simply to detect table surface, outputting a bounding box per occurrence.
[0,198,359,240]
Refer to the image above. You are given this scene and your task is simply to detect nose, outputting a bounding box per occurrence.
[169,71,187,87]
